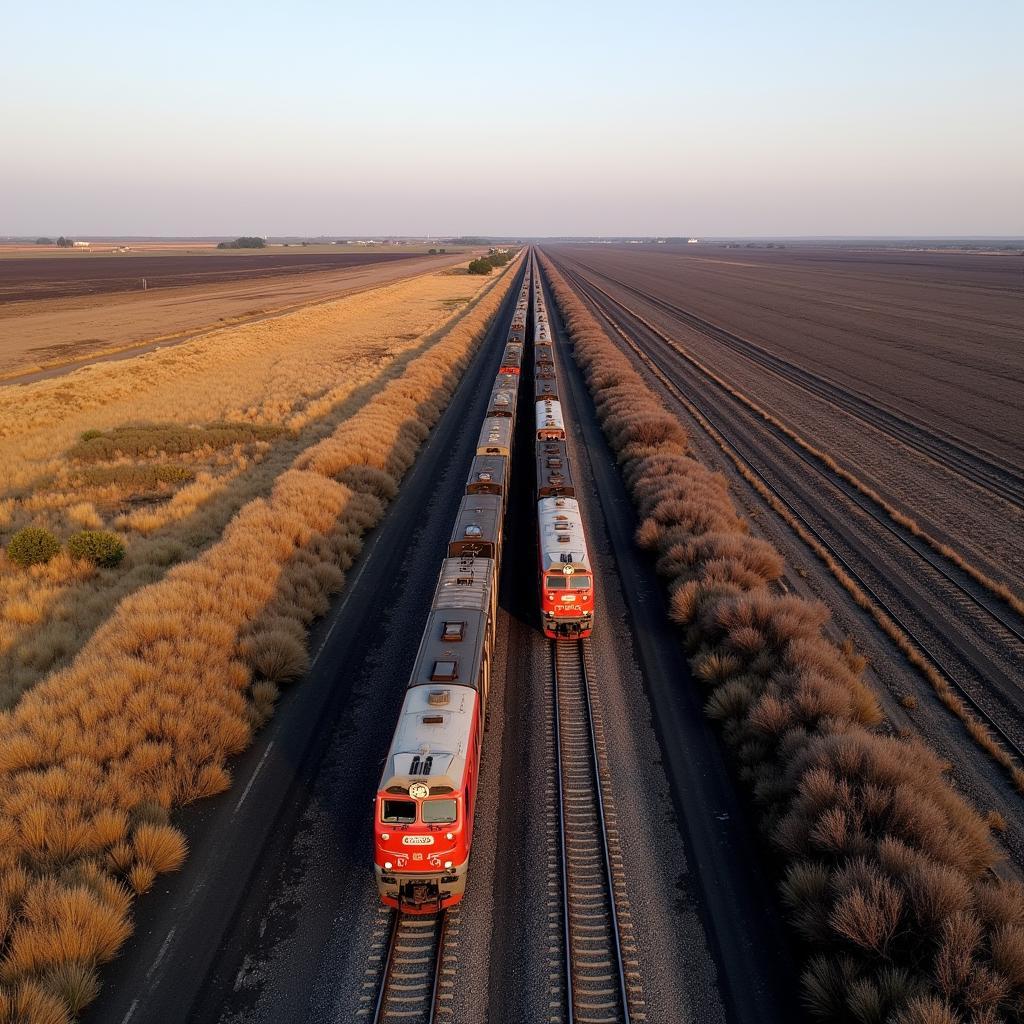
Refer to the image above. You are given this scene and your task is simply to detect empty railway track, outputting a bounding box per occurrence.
[367,909,453,1024]
[553,639,641,1023]
[550,260,1024,784]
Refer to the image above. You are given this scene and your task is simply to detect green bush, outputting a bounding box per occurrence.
[68,530,126,568]
[68,422,285,461]
[467,258,493,275]
[7,527,61,567]
[78,463,195,490]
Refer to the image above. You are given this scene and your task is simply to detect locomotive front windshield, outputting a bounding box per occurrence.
[546,575,568,589]
[382,799,416,823]
[421,799,458,824]
[569,576,591,589]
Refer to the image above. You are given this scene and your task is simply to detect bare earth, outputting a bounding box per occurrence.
[0,250,473,379]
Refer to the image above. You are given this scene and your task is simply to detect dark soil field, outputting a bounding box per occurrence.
[0,251,422,303]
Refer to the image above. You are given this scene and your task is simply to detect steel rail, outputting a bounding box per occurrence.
[371,909,447,1024]
[553,639,631,1024]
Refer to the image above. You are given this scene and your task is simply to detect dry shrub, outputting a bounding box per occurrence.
[132,824,187,874]
[0,255,521,1019]
[539,252,1024,1023]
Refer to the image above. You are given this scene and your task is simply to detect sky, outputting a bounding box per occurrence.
[2,0,1022,237]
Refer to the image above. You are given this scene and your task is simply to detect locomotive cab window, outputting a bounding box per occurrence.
[382,799,416,824]
[570,577,591,590]
[546,575,568,589]
[421,799,457,824]
[431,660,458,681]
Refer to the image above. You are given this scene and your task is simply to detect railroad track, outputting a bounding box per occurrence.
[553,639,640,1023]
[551,262,1024,773]
[575,261,1024,511]
[367,908,454,1024]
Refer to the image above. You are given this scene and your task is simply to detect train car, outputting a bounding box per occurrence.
[536,441,576,498]
[374,557,495,913]
[448,493,503,561]
[535,379,558,402]
[487,372,519,419]
[535,399,566,441]
[477,416,513,457]
[466,454,507,499]
[537,497,594,639]
[499,342,524,376]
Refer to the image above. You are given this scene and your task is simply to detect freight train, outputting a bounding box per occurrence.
[531,265,595,638]
[373,254,530,914]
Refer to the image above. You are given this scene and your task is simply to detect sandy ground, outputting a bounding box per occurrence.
[0,250,473,379]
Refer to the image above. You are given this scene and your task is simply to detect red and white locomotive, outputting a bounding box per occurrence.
[538,496,594,637]
[373,556,494,913]
[531,263,595,639]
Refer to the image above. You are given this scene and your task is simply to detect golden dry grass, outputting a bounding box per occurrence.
[0,261,502,704]
[540,253,1024,1023]
[0,250,473,380]
[0,255,519,1020]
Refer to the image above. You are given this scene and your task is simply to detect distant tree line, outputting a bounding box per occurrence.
[217,237,266,249]
[467,248,517,275]
[39,236,76,247]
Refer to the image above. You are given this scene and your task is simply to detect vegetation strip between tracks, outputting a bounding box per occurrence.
[557,260,1024,794]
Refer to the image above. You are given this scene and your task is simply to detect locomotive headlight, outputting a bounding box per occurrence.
[446,832,454,840]
[381,833,390,841]
[384,861,393,871]
[444,861,453,869]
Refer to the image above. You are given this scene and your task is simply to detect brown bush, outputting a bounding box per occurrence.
[0,258,521,1018]
[539,252,1024,1023]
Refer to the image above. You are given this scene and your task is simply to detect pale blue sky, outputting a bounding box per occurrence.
[2,0,1022,236]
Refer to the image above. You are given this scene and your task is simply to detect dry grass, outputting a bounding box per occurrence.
[540,253,1024,1023]
[0,260,500,705]
[0,258,519,1020]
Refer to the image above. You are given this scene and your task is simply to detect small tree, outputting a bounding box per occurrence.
[7,527,61,567]
[68,530,126,568]
[56,236,74,248]
[428,248,438,255]
[467,258,493,275]
[36,237,53,245]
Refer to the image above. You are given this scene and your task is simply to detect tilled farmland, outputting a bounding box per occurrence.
[0,251,422,303]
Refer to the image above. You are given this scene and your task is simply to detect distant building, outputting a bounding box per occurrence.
[687,238,700,244]
[73,240,91,247]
